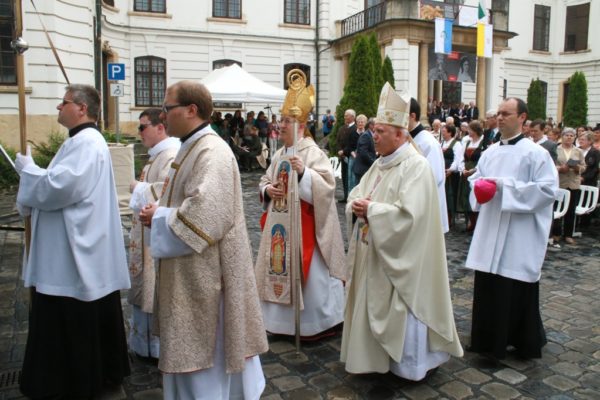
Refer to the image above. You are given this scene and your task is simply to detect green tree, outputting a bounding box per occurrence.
[382,56,395,89]
[526,79,546,121]
[328,35,377,151]
[563,71,588,127]
[368,33,384,95]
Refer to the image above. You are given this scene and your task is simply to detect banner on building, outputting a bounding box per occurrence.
[477,22,493,58]
[458,6,478,27]
[428,47,477,83]
[434,18,453,54]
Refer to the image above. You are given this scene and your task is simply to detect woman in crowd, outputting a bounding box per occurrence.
[230,110,245,145]
[457,120,488,232]
[346,114,365,194]
[255,111,269,145]
[441,124,463,228]
[267,114,280,160]
[552,128,585,245]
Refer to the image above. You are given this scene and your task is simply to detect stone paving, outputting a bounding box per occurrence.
[1,173,600,399]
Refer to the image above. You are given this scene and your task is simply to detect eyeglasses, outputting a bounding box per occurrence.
[161,103,187,114]
[138,124,151,132]
[59,99,76,106]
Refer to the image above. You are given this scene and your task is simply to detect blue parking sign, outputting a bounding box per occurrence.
[107,63,125,81]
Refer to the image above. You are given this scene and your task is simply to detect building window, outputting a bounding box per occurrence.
[135,56,166,107]
[284,0,310,25]
[0,1,15,84]
[103,0,115,6]
[283,63,310,89]
[213,59,242,70]
[213,0,241,18]
[564,3,589,52]
[532,5,550,51]
[134,0,166,13]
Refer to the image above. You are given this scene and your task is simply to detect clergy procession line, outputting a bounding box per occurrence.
[11,73,567,400]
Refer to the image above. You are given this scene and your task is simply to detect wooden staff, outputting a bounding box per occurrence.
[14,0,31,255]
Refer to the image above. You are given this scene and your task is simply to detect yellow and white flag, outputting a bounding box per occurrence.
[477,22,493,58]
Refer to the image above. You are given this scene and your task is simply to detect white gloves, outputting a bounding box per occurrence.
[15,145,34,174]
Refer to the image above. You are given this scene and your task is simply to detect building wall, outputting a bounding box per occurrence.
[0,0,95,149]
[501,0,600,124]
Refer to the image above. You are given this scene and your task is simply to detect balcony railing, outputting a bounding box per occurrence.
[341,1,387,37]
[340,0,507,38]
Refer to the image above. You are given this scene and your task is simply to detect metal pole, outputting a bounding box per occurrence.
[292,120,301,353]
[115,86,120,142]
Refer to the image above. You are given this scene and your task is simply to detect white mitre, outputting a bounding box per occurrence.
[374,82,411,128]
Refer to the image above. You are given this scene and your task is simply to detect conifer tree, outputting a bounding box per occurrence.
[382,56,395,89]
[563,71,588,127]
[527,79,546,121]
[368,33,384,96]
[329,35,377,151]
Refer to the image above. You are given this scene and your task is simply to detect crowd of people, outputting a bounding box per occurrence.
[11,77,597,399]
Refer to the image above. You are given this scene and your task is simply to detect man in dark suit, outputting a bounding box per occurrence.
[530,119,558,164]
[352,118,376,183]
[336,109,357,202]
[466,101,479,122]
[483,109,500,143]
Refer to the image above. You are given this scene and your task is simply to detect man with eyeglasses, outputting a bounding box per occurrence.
[127,108,180,362]
[138,80,268,399]
[465,97,558,361]
[15,84,131,399]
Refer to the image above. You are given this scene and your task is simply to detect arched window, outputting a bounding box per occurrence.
[213,59,242,70]
[283,63,310,89]
[135,56,166,107]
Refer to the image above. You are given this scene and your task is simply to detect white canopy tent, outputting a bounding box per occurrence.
[201,64,287,103]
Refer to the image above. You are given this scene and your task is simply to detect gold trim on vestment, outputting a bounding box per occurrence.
[165,138,203,206]
[176,210,215,246]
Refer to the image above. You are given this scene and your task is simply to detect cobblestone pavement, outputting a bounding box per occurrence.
[1,172,600,400]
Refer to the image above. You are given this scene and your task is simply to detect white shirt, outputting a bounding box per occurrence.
[442,138,464,172]
[18,127,130,301]
[465,139,559,282]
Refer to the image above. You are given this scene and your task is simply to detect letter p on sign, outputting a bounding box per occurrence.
[107,63,125,81]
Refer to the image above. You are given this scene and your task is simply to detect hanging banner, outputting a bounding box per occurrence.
[428,47,477,83]
[478,0,488,21]
[435,18,453,54]
[477,22,493,58]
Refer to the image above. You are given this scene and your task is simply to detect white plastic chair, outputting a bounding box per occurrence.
[329,156,341,179]
[572,185,599,237]
[553,188,571,220]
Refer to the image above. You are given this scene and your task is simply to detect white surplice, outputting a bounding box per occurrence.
[413,127,449,233]
[465,138,558,283]
[17,127,130,301]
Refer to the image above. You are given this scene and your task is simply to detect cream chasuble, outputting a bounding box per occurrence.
[341,143,463,375]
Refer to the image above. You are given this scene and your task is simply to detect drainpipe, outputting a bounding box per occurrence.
[315,0,320,130]
[95,0,102,124]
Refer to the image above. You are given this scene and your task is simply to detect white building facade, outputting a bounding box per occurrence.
[1,0,598,148]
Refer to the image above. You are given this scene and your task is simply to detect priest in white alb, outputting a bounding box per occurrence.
[255,70,346,339]
[465,97,558,360]
[139,80,268,399]
[127,107,180,360]
[16,84,131,399]
[341,83,463,381]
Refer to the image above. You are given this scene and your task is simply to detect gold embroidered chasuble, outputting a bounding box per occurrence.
[255,137,346,305]
[154,132,268,374]
[128,145,178,313]
[341,144,463,373]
